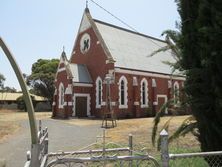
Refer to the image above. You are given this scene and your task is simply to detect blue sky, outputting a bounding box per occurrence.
[0,0,179,90]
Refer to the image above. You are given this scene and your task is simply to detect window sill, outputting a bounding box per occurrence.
[119,105,128,109]
[141,105,149,108]
[58,105,64,109]
[96,105,101,109]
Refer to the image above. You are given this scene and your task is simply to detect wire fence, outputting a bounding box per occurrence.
[169,151,222,167]
[24,123,222,167]
[160,129,222,167]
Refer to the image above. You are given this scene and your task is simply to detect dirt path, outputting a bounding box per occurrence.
[0,113,102,167]
[0,110,199,167]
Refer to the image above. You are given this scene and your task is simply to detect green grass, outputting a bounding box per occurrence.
[168,147,209,167]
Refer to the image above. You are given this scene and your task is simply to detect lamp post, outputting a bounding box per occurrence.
[0,37,39,166]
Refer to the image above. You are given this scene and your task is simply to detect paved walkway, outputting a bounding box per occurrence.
[0,118,102,167]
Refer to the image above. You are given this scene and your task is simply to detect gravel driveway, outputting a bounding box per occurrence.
[0,118,102,167]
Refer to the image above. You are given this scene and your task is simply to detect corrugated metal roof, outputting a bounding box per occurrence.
[69,64,93,83]
[0,93,47,101]
[94,20,176,75]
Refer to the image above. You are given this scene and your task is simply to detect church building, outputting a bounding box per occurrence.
[52,8,185,119]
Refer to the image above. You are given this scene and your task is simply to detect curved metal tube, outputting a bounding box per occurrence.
[0,37,38,144]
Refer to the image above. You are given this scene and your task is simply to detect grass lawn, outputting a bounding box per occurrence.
[0,109,51,143]
[65,115,200,155]
[105,116,200,155]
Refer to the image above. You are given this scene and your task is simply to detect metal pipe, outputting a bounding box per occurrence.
[47,155,160,167]
[170,151,222,159]
[0,37,38,144]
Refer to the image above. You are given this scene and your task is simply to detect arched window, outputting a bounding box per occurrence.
[59,83,65,108]
[173,81,180,104]
[140,78,148,108]
[121,80,125,105]
[96,77,103,108]
[118,76,128,108]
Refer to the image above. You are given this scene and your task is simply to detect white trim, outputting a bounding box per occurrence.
[73,83,93,87]
[168,80,172,88]
[173,81,180,105]
[65,84,72,95]
[52,102,56,106]
[140,78,149,108]
[79,13,91,33]
[134,101,139,105]
[119,105,128,109]
[54,89,57,95]
[152,79,157,87]
[101,101,106,106]
[118,76,128,109]
[68,102,73,106]
[157,94,168,114]
[58,83,65,109]
[133,76,138,86]
[95,77,103,109]
[58,67,66,73]
[115,68,185,81]
[153,101,158,105]
[72,93,91,117]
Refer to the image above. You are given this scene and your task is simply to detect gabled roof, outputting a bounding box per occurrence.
[94,20,175,75]
[69,64,93,83]
[71,8,176,75]
[0,92,47,101]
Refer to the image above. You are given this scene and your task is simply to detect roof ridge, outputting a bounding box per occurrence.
[93,19,166,43]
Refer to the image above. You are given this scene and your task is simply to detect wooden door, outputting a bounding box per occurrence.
[75,97,87,117]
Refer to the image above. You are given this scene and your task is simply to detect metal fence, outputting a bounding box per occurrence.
[24,120,49,167]
[43,153,159,167]
[40,131,160,167]
[24,121,222,167]
[160,129,222,167]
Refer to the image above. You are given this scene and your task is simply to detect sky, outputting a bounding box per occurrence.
[0,0,180,90]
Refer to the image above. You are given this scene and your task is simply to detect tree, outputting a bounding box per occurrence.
[3,86,17,92]
[17,95,37,111]
[27,59,59,103]
[152,1,222,165]
[178,0,222,154]
[0,73,5,91]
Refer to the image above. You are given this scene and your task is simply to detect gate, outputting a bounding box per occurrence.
[24,121,160,167]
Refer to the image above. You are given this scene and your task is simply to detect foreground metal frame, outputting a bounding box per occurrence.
[0,37,39,166]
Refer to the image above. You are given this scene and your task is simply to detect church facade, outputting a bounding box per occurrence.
[52,8,185,119]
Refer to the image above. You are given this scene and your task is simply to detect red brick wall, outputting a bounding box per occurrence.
[70,27,115,117]
[53,62,73,118]
[108,72,184,118]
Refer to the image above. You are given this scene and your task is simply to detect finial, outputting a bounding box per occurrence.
[61,46,66,57]
[86,0,88,8]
